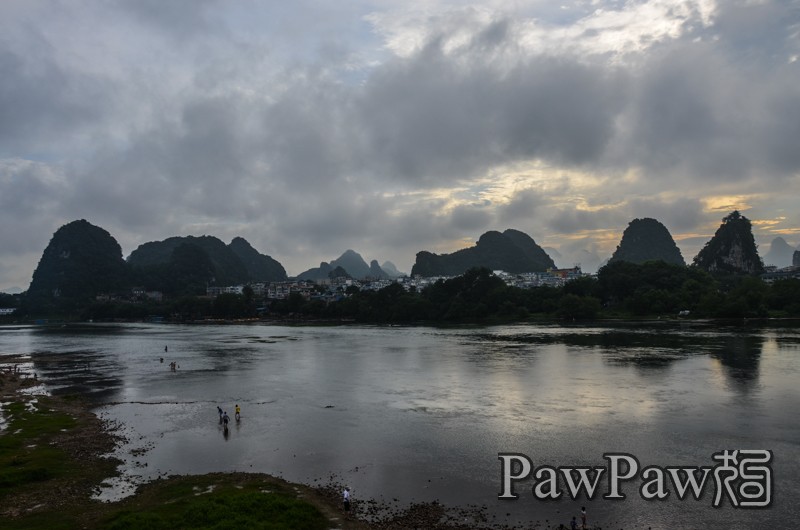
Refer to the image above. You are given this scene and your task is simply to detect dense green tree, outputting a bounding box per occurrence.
[211,293,253,319]
[597,260,717,316]
[768,279,800,314]
[556,294,601,320]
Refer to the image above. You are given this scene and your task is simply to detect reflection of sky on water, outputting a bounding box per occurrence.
[1,322,798,528]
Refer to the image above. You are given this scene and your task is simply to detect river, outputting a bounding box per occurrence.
[1,321,798,529]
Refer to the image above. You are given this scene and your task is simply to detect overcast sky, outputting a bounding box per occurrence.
[2,0,799,290]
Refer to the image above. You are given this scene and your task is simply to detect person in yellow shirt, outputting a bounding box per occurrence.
[235,404,241,421]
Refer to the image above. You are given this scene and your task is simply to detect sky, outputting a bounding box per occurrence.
[1,0,800,291]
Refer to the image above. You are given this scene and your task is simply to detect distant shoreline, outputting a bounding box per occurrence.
[4,315,800,328]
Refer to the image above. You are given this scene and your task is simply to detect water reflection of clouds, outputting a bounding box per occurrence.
[2,323,798,527]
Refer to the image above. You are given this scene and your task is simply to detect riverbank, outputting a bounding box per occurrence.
[0,371,367,529]
[1,370,566,530]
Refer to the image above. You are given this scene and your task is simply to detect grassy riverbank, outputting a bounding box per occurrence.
[1,370,538,530]
[0,372,371,530]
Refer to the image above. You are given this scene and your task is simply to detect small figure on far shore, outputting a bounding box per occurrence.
[160,357,163,363]
[343,487,351,518]
[164,345,168,353]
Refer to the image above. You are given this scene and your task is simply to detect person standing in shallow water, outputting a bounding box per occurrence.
[343,487,351,518]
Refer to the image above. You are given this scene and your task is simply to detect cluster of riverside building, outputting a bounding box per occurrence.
[80,262,800,308]
[79,268,583,307]
[202,267,587,302]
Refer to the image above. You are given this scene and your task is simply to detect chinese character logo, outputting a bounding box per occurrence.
[712,450,772,508]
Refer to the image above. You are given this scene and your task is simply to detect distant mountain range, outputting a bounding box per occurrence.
[21,213,770,307]
[297,250,403,281]
[763,236,798,268]
[127,235,287,284]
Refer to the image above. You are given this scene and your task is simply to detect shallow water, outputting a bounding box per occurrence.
[1,321,798,529]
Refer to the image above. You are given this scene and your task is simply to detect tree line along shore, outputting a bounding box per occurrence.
[4,261,800,324]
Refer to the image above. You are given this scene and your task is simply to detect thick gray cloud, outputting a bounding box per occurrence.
[1,0,799,288]
[614,2,800,183]
[356,41,628,184]
[0,43,110,157]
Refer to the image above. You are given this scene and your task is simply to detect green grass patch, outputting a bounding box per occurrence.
[1,395,333,530]
[0,511,79,530]
[0,399,79,497]
[104,480,329,530]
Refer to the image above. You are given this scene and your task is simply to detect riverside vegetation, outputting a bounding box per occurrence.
[5,262,799,324]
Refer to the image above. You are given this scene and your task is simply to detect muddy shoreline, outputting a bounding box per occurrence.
[0,370,554,529]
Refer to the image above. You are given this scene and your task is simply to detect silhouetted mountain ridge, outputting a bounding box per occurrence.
[693,211,764,275]
[763,236,795,268]
[411,229,555,276]
[608,218,685,266]
[27,219,128,311]
[297,249,397,280]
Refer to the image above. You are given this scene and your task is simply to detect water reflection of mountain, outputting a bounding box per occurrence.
[478,324,766,384]
[26,323,151,400]
[709,333,764,394]
[31,350,124,401]
[478,327,718,367]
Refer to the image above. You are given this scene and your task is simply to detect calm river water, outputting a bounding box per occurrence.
[1,321,798,529]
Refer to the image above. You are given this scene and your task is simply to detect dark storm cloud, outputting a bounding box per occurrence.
[497,187,553,225]
[259,77,355,189]
[449,202,493,232]
[0,160,68,254]
[0,44,109,157]
[626,197,704,233]
[357,39,628,184]
[617,2,800,183]
[630,49,760,179]
[117,0,222,38]
[712,1,800,63]
[547,207,623,235]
